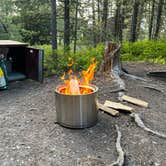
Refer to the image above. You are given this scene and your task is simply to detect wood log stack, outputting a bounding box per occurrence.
[97,95,149,116]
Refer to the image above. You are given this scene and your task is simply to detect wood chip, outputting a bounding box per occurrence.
[104,100,134,113]
[97,103,119,116]
[121,95,149,108]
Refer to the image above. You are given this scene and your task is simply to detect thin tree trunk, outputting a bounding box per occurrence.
[136,1,144,39]
[74,0,78,53]
[97,0,100,24]
[102,0,108,41]
[154,0,163,39]
[114,0,121,41]
[64,0,70,50]
[130,0,140,42]
[149,0,155,40]
[51,0,57,64]
[92,0,96,47]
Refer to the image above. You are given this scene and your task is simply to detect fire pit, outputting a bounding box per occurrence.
[55,84,98,128]
[55,57,98,128]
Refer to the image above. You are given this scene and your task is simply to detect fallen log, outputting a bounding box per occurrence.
[104,100,134,113]
[121,95,149,108]
[130,113,166,139]
[97,103,119,116]
[110,125,125,166]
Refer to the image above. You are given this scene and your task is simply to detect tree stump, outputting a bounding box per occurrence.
[97,41,125,92]
[98,41,122,76]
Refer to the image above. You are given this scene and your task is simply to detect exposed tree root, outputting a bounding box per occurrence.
[110,125,125,166]
[142,84,165,93]
[130,113,166,139]
[123,72,147,82]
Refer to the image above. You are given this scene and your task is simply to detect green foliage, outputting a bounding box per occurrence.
[121,40,166,64]
[37,41,165,77]
[36,43,104,77]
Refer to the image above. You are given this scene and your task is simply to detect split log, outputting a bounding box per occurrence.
[130,113,166,139]
[110,125,125,166]
[97,103,119,116]
[104,100,134,113]
[121,95,149,108]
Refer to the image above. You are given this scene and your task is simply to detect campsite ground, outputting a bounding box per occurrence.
[0,62,166,166]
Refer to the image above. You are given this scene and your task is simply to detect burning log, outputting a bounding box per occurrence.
[120,95,149,108]
[104,100,134,113]
[97,103,119,116]
[110,125,125,166]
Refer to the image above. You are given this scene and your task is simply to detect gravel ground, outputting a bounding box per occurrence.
[0,62,166,166]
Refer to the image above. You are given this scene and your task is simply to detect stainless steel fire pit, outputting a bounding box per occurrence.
[55,84,98,128]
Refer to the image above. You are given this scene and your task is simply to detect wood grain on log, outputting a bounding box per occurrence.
[104,100,134,113]
[121,95,149,108]
[97,103,119,116]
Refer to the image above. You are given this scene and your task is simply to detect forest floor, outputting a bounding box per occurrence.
[0,62,166,166]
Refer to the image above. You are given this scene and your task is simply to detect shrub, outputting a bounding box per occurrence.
[36,40,166,77]
[121,40,166,63]
[36,43,104,77]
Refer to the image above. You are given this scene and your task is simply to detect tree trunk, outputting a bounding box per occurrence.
[136,1,144,39]
[97,0,100,24]
[102,0,108,41]
[130,0,140,42]
[51,0,57,50]
[92,0,96,47]
[73,0,78,53]
[154,0,163,39]
[114,0,121,41]
[64,0,70,50]
[51,0,57,64]
[149,0,155,40]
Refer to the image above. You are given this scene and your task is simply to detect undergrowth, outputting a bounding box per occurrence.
[35,40,166,77]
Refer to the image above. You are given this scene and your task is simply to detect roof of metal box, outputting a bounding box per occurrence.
[0,40,28,47]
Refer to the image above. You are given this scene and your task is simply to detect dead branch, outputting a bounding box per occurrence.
[110,125,125,166]
[142,84,165,93]
[130,113,166,139]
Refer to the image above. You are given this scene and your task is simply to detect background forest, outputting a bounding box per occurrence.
[0,0,165,76]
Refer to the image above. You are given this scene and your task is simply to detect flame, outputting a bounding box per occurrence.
[60,57,96,95]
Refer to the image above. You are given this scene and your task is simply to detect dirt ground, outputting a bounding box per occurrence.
[0,62,166,166]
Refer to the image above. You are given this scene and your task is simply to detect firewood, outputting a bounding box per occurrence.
[97,103,119,116]
[104,100,134,113]
[110,125,125,166]
[121,95,149,108]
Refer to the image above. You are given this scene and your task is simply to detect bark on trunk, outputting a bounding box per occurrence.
[64,0,70,50]
[136,1,144,39]
[149,0,155,40]
[73,0,78,53]
[92,0,96,47]
[154,0,163,39]
[130,0,140,42]
[51,0,58,65]
[102,0,108,41]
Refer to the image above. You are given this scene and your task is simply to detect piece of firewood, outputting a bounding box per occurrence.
[97,103,119,116]
[121,95,149,108]
[110,125,125,166]
[104,100,134,113]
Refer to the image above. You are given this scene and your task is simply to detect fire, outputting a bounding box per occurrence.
[60,57,97,95]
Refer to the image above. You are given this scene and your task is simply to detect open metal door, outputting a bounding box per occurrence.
[26,47,43,82]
